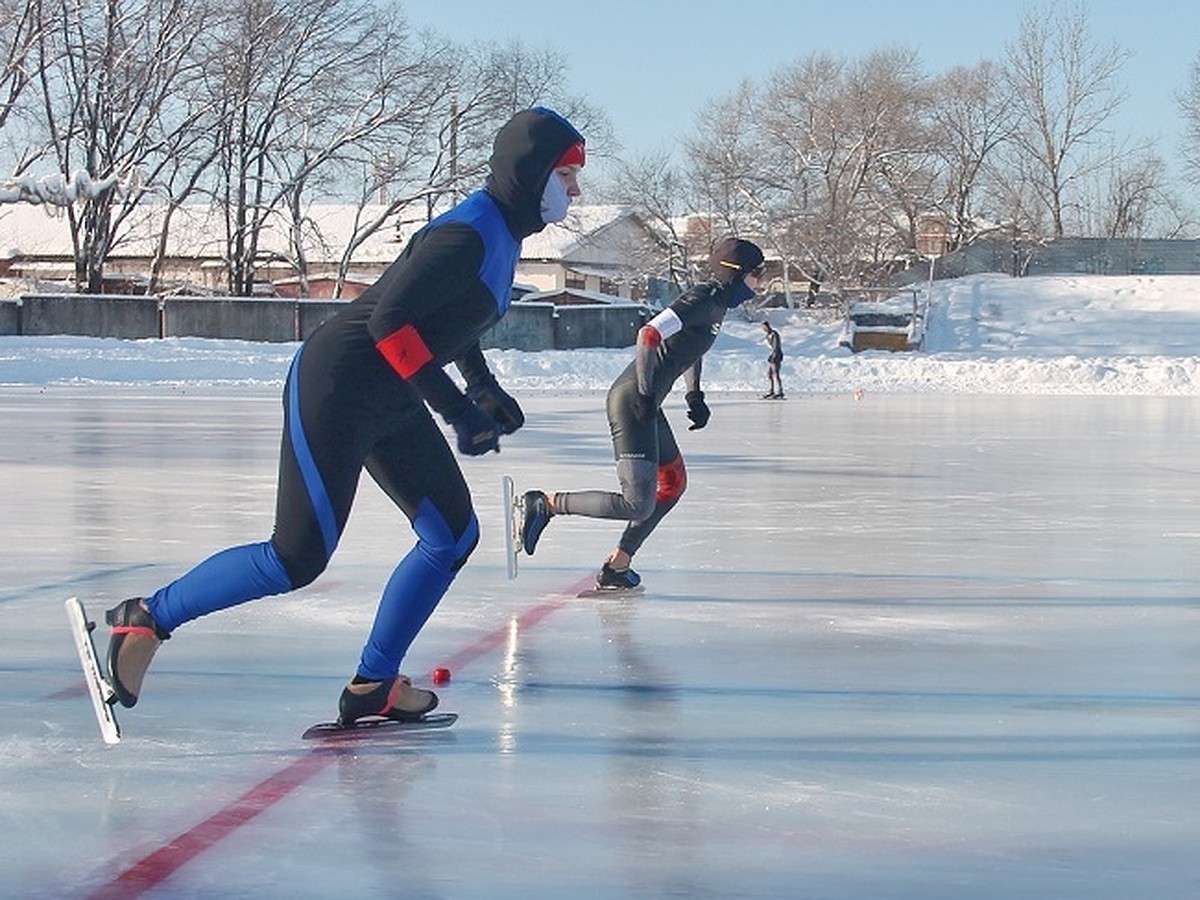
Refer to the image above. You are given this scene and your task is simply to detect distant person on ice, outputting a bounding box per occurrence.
[761,320,784,399]
[103,107,586,728]
[518,237,765,591]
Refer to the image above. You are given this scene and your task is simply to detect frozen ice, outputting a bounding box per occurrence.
[2,388,1197,899]
[1,272,1198,897]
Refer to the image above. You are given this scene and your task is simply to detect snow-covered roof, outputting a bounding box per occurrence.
[520,204,638,260]
[1,201,645,268]
[0,202,418,264]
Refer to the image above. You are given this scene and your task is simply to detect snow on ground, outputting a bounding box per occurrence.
[2,272,1199,394]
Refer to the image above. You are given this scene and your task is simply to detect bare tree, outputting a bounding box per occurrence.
[744,49,934,292]
[1002,1,1130,237]
[271,4,459,297]
[685,79,761,238]
[1101,151,1159,239]
[0,0,45,146]
[926,61,1018,249]
[398,37,607,224]
[855,49,939,271]
[141,89,226,293]
[601,150,690,298]
[30,0,212,291]
[320,34,611,299]
[203,0,363,295]
[690,77,817,303]
[201,0,610,297]
[1179,50,1200,189]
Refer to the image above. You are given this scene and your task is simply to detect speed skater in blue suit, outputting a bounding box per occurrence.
[103,107,586,728]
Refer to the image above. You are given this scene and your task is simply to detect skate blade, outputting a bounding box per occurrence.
[502,474,519,579]
[65,597,121,744]
[302,712,458,741]
[576,584,646,598]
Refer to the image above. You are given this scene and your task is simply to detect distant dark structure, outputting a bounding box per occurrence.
[895,237,1200,285]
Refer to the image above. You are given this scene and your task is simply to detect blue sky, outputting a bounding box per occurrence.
[404,0,1199,185]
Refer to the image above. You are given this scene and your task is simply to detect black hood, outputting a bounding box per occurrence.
[485,107,584,239]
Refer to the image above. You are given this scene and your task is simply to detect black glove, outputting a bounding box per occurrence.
[446,401,500,455]
[466,374,525,435]
[685,390,710,430]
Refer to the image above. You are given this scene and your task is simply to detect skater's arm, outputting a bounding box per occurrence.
[454,343,490,385]
[683,356,702,395]
[369,226,489,418]
[373,321,465,417]
[636,307,683,396]
[369,226,481,356]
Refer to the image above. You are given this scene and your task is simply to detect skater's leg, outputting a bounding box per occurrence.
[546,376,660,522]
[594,419,684,590]
[522,375,657,553]
[619,444,686,556]
[356,413,478,682]
[113,347,366,706]
[142,541,295,633]
[552,457,658,521]
[145,347,364,631]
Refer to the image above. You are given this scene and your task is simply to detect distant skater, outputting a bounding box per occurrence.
[102,107,586,729]
[518,238,765,591]
[761,321,784,399]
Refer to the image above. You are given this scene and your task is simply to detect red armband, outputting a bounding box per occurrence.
[376,324,433,378]
[638,325,662,348]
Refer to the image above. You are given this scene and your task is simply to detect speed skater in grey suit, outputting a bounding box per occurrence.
[519,237,765,590]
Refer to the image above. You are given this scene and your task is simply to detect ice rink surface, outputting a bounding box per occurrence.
[2,387,1198,899]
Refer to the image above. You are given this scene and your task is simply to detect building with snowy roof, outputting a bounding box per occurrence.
[0,201,664,302]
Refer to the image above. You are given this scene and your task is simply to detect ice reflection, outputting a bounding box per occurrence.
[594,597,707,894]
[496,617,521,754]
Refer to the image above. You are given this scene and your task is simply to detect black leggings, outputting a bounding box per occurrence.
[146,341,479,680]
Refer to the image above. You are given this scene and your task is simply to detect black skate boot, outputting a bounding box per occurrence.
[521,490,552,555]
[105,598,171,708]
[338,675,438,727]
[596,562,642,591]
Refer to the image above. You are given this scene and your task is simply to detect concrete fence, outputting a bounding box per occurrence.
[0,298,21,335]
[481,301,648,351]
[893,236,1200,286]
[1,293,648,350]
[17,294,161,339]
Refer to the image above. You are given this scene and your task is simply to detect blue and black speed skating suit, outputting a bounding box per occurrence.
[140,108,584,682]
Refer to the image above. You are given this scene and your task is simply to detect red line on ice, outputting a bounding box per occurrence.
[86,753,334,900]
[85,573,594,899]
[439,573,595,672]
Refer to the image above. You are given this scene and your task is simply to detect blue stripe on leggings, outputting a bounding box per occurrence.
[287,347,338,558]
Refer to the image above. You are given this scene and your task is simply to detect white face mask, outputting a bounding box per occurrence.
[540,171,571,224]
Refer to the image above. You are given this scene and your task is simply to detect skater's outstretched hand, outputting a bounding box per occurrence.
[447,401,501,455]
[467,373,525,435]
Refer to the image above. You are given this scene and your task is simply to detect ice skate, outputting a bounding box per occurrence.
[337,675,438,727]
[65,597,121,743]
[595,562,642,591]
[520,490,552,555]
[105,597,170,708]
